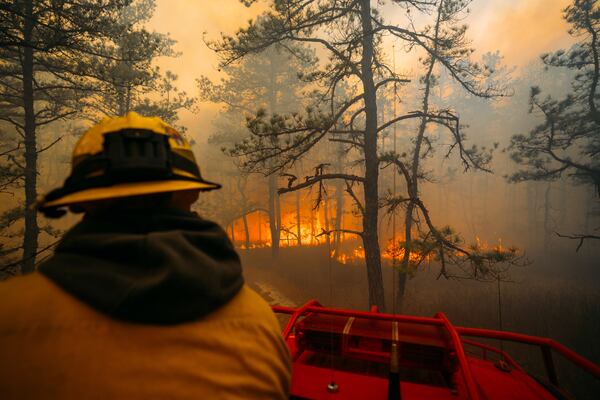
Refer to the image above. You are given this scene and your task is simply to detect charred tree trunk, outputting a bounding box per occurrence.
[310,206,316,245]
[268,173,280,257]
[296,189,302,246]
[483,174,489,226]
[125,85,132,114]
[21,0,39,274]
[268,51,281,257]
[396,0,442,312]
[117,88,126,115]
[237,177,251,249]
[242,213,250,249]
[258,211,262,243]
[276,193,282,245]
[324,189,331,249]
[360,0,385,311]
[333,143,344,251]
[398,72,431,310]
[543,182,552,252]
[334,178,344,251]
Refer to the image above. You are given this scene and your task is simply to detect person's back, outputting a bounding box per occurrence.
[0,274,290,399]
[0,112,291,399]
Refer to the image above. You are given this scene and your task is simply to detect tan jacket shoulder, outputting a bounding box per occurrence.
[0,273,291,400]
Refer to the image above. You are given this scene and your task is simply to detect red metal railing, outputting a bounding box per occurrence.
[434,312,480,399]
[455,326,600,386]
[461,338,523,371]
[273,301,600,396]
[273,304,446,337]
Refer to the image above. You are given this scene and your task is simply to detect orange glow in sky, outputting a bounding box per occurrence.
[148,0,574,134]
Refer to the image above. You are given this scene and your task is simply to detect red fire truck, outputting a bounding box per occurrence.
[273,300,600,399]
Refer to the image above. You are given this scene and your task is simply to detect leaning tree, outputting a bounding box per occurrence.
[380,1,515,309]
[210,0,519,310]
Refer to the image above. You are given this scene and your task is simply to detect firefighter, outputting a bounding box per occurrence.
[0,112,291,399]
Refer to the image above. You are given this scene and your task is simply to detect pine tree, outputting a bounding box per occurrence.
[199,44,315,256]
[87,0,194,129]
[0,0,134,273]
[207,0,520,310]
[508,0,600,248]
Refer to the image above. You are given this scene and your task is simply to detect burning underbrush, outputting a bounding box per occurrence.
[230,208,520,275]
[221,183,526,285]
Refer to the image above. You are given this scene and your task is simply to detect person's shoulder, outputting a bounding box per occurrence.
[0,272,51,303]
[0,273,91,328]
[205,285,280,329]
[0,274,48,324]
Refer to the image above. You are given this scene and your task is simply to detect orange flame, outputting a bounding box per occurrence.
[228,201,506,267]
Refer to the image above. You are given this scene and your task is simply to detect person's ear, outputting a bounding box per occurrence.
[171,190,200,211]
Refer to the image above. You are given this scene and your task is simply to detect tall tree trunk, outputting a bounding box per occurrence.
[397,0,442,311]
[323,189,331,250]
[334,178,344,251]
[333,143,344,251]
[276,192,282,245]
[527,182,538,248]
[258,211,262,243]
[398,66,431,310]
[483,174,489,226]
[125,85,132,113]
[295,189,302,246]
[558,179,567,227]
[377,98,386,241]
[237,177,251,249]
[359,0,385,311]
[310,206,316,245]
[267,51,281,257]
[117,88,125,115]
[21,0,39,274]
[543,182,552,252]
[242,213,250,249]
[268,174,280,257]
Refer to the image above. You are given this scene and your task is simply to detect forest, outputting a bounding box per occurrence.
[1,0,599,397]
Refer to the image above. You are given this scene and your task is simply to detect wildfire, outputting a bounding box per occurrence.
[331,245,366,265]
[474,236,507,253]
[229,205,434,266]
[228,205,508,268]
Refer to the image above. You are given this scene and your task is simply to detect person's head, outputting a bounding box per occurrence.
[38,112,220,218]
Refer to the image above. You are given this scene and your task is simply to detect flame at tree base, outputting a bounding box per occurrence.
[229,212,517,272]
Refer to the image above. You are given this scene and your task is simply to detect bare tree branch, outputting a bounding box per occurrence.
[555,231,600,252]
[278,173,364,195]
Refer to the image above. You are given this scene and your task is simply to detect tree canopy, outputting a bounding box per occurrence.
[509,0,600,247]
[207,0,521,310]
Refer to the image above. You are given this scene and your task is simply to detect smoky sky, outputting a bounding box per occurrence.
[148,0,574,139]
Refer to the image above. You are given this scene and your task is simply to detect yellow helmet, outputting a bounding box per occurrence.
[38,112,220,217]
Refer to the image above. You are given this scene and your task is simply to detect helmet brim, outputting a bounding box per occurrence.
[39,179,221,210]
